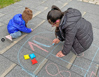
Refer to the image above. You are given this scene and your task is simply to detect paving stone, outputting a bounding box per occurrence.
[5,65,32,77]
[3,19,11,25]
[3,43,48,76]
[0,7,25,23]
[53,0,65,8]
[0,7,25,22]
[83,0,89,2]
[15,0,41,9]
[37,0,71,20]
[92,28,99,47]
[37,60,82,77]
[0,22,4,26]
[0,55,15,76]
[3,44,23,64]
[71,57,98,77]
[35,5,48,11]
[0,3,22,14]
[79,0,99,5]
[54,0,72,3]
[0,13,4,17]
[80,44,98,61]
[40,0,56,8]
[62,0,99,15]
[37,9,50,20]
[83,13,99,29]
[0,13,13,22]
[0,25,12,51]
[85,62,99,77]
[21,0,45,2]
[39,20,54,31]
[27,17,45,28]
[97,69,99,77]
[89,1,96,4]
[11,3,23,8]
[93,48,99,64]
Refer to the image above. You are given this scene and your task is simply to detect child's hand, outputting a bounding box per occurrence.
[31,28,33,31]
[53,38,60,44]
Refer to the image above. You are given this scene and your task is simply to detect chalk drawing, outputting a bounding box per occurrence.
[32,35,52,45]
[84,48,99,77]
[33,40,53,47]
[28,41,49,52]
[32,35,53,47]
[17,32,55,77]
[51,54,87,71]
[45,63,71,77]
[90,71,97,77]
[18,31,99,77]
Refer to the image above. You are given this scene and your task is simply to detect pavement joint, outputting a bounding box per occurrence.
[0,63,16,77]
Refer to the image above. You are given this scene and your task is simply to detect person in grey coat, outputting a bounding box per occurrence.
[47,5,93,57]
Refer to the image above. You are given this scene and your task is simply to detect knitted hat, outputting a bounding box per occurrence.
[22,7,33,23]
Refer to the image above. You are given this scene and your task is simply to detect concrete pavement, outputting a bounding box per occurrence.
[0,0,99,77]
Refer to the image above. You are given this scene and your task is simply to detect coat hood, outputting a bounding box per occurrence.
[59,8,81,29]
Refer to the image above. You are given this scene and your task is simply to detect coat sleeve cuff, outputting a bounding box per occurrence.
[62,50,66,55]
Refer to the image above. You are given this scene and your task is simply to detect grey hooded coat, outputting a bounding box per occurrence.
[58,8,93,55]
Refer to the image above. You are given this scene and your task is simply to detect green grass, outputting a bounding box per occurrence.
[0,0,20,9]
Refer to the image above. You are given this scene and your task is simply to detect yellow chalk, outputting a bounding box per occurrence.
[24,54,30,60]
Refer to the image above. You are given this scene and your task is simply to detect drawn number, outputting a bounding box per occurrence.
[28,41,49,53]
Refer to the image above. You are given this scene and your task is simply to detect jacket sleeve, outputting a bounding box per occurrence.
[17,25,32,33]
[62,26,77,55]
[55,31,64,41]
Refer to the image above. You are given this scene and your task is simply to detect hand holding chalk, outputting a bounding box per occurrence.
[52,43,55,45]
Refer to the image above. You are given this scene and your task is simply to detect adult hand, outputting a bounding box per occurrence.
[56,51,65,57]
[52,38,60,44]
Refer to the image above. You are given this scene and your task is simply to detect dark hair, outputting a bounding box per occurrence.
[47,5,64,38]
[47,5,63,23]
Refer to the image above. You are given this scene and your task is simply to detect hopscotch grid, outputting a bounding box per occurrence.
[51,45,99,77]
[18,32,61,77]
[84,48,99,77]
[18,31,99,77]
[32,39,99,77]
[51,54,87,71]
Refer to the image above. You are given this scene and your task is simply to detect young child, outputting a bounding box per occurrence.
[5,7,33,41]
[47,5,93,57]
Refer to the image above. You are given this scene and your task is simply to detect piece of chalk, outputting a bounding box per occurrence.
[52,43,55,45]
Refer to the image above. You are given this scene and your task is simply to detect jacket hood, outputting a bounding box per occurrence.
[59,8,81,29]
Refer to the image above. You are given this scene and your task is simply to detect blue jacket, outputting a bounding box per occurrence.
[7,14,32,34]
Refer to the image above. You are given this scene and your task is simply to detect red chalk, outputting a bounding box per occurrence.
[31,58,38,65]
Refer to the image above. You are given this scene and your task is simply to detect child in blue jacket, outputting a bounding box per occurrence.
[5,7,33,41]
